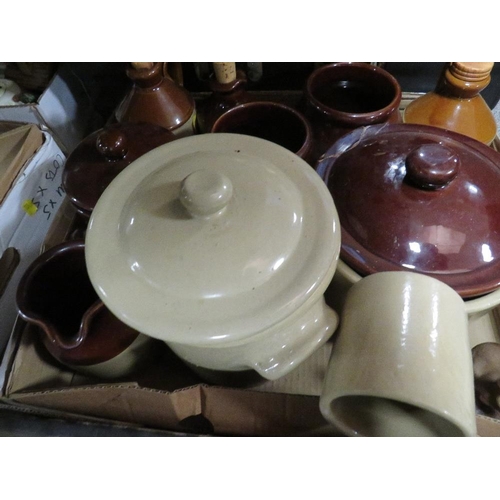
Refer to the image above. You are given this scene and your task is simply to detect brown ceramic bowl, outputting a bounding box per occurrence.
[211,101,315,164]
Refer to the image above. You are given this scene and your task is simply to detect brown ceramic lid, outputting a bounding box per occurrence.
[315,123,500,298]
[63,122,175,217]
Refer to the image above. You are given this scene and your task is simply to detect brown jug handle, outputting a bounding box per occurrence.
[162,62,184,86]
[130,62,184,86]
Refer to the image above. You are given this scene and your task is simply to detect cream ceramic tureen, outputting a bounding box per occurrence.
[85,133,341,380]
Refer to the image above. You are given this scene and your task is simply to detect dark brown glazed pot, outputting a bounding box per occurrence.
[196,70,253,134]
[211,101,315,165]
[315,123,500,299]
[16,240,142,369]
[115,63,196,137]
[303,62,402,163]
[62,122,175,219]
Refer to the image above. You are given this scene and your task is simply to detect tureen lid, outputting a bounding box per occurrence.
[63,122,175,216]
[315,123,500,298]
[85,133,339,345]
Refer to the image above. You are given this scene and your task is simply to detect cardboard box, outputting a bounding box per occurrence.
[3,304,500,436]
[0,124,66,366]
[2,190,500,437]
[0,65,97,154]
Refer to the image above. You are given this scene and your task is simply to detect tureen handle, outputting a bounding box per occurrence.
[180,169,233,218]
[246,298,339,381]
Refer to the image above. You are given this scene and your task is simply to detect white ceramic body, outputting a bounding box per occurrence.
[64,333,154,380]
[320,271,477,437]
[168,294,338,380]
[326,258,500,320]
[0,79,21,106]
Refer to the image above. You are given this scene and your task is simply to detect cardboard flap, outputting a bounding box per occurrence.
[0,124,44,204]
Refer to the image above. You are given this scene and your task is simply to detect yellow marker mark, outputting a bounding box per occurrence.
[22,199,38,216]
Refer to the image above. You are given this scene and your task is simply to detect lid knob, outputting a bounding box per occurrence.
[405,143,460,189]
[96,128,128,160]
[180,169,233,217]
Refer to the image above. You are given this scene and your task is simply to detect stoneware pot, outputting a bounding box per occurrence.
[315,122,500,318]
[320,271,477,437]
[211,101,315,165]
[85,133,341,381]
[16,240,153,379]
[63,122,176,220]
[303,62,402,163]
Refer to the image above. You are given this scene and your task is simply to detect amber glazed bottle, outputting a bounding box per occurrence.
[404,62,497,145]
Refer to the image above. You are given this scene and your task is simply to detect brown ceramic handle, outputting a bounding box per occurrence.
[163,63,184,86]
[406,144,459,190]
[96,129,128,160]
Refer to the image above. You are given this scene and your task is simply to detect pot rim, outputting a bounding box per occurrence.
[305,62,402,126]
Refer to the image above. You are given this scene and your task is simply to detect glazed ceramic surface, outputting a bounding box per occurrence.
[320,271,477,437]
[16,240,151,379]
[63,122,175,218]
[115,63,196,137]
[211,101,314,164]
[303,62,402,162]
[85,133,341,380]
[404,62,497,145]
[316,123,500,300]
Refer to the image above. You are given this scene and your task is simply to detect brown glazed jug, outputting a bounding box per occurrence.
[16,240,151,378]
[404,62,497,145]
[196,63,253,134]
[115,62,196,137]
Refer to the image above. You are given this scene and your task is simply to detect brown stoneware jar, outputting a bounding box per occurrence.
[404,62,497,145]
[303,62,402,163]
[62,122,175,220]
[115,62,196,137]
[315,123,500,300]
[211,101,315,165]
[16,240,151,378]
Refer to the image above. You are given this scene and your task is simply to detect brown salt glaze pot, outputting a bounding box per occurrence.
[62,122,175,220]
[315,122,500,299]
[211,101,315,165]
[115,62,196,137]
[196,69,253,134]
[404,62,497,145]
[303,62,402,164]
[16,240,148,378]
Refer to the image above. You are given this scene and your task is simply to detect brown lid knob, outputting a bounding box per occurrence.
[449,62,494,82]
[96,128,128,160]
[406,144,459,189]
